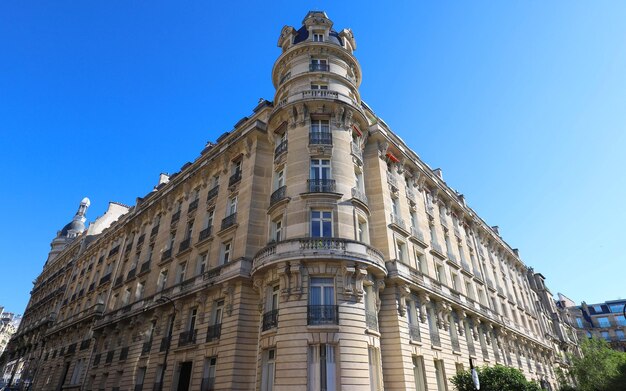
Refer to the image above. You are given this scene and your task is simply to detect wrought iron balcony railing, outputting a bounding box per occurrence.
[206,323,222,342]
[206,185,219,202]
[199,226,212,242]
[178,330,197,347]
[188,199,199,213]
[351,187,367,204]
[409,323,421,342]
[161,248,172,262]
[270,186,287,206]
[262,309,279,331]
[221,213,237,230]
[309,63,330,72]
[229,170,242,186]
[307,305,339,326]
[179,238,191,253]
[171,211,181,225]
[309,132,332,145]
[307,179,336,193]
[274,140,287,157]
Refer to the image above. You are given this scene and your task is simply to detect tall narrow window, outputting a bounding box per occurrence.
[308,344,336,391]
[176,262,187,284]
[188,308,197,332]
[313,33,324,42]
[368,346,382,391]
[185,221,194,239]
[309,278,336,325]
[357,216,369,244]
[275,169,285,189]
[222,242,232,264]
[202,357,217,391]
[158,270,168,291]
[311,210,332,238]
[227,196,238,216]
[261,348,276,391]
[310,159,331,184]
[309,120,331,145]
[271,218,283,242]
[135,281,145,300]
[396,240,407,262]
[197,253,207,275]
[310,58,329,71]
[434,359,448,391]
[135,367,146,389]
[412,356,427,391]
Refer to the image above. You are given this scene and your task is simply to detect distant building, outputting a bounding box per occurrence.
[1,11,576,391]
[567,298,626,351]
[0,309,21,385]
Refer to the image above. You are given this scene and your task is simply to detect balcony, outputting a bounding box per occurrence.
[430,331,441,347]
[99,273,111,286]
[253,238,386,274]
[274,140,288,158]
[229,170,242,186]
[159,337,170,352]
[270,185,287,206]
[302,89,339,100]
[199,226,212,242]
[206,323,222,342]
[366,310,378,332]
[350,187,367,205]
[171,211,181,225]
[221,213,237,230]
[350,142,363,164]
[188,199,199,213]
[409,324,421,342]
[309,132,332,145]
[309,63,330,72]
[161,249,172,262]
[451,338,461,352]
[139,261,150,274]
[307,179,336,193]
[206,185,219,202]
[178,330,197,347]
[308,305,339,326]
[141,341,152,355]
[179,238,191,253]
[262,309,279,331]
[119,346,129,361]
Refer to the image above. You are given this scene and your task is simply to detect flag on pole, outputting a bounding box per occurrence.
[470,358,480,390]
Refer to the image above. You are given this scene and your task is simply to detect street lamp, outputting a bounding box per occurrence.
[156,296,177,391]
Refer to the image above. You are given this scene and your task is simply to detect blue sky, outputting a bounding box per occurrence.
[1,1,625,313]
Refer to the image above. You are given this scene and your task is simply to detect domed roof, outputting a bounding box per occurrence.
[292,25,344,47]
[60,219,85,237]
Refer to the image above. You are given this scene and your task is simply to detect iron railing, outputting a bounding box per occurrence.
[179,238,191,253]
[229,171,242,186]
[309,132,332,145]
[178,330,197,347]
[307,305,339,325]
[274,140,287,157]
[270,186,287,206]
[307,179,336,193]
[199,226,212,241]
[206,323,222,342]
[309,63,330,72]
[206,186,219,202]
[188,199,199,213]
[221,213,237,230]
[262,309,279,331]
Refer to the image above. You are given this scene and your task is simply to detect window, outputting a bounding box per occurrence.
[450,273,459,291]
[271,218,283,242]
[391,197,400,219]
[414,250,426,273]
[158,270,168,291]
[313,33,324,42]
[69,358,84,384]
[434,359,448,391]
[185,221,194,240]
[197,253,207,275]
[168,231,176,250]
[406,298,420,340]
[455,363,464,375]
[122,288,131,306]
[357,216,369,244]
[617,330,625,340]
[615,315,626,326]
[227,196,238,216]
[435,263,446,284]
[261,348,276,391]
[175,262,187,284]
[412,356,427,391]
[310,58,328,72]
[465,280,474,300]
[232,160,242,176]
[214,300,224,326]
[601,331,610,340]
[188,308,197,332]
[275,169,285,189]
[593,305,604,313]
[368,346,382,391]
[310,119,330,134]
[311,83,328,90]
[205,209,214,229]
[597,317,610,327]
[309,277,336,325]
[135,367,146,389]
[135,281,145,300]
[310,159,331,180]
[222,242,232,264]
[609,304,625,313]
[308,344,336,391]
[147,244,154,262]
[202,357,217,391]
[311,210,332,237]
[396,240,407,262]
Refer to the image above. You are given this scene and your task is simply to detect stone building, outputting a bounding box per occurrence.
[1,11,575,391]
[567,298,626,352]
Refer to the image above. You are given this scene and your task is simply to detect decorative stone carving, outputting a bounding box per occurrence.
[342,264,356,296]
[277,262,290,298]
[354,265,367,301]
[343,109,353,129]
[333,105,344,127]
[253,277,265,313]
[395,284,410,316]
[374,279,385,312]
[222,283,235,316]
[290,260,302,298]
[417,292,430,323]
[377,140,389,160]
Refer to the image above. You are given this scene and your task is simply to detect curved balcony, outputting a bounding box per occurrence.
[252,237,386,275]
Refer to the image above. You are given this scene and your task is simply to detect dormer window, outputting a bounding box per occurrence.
[313,33,324,42]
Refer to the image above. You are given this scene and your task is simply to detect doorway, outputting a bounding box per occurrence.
[176,361,193,391]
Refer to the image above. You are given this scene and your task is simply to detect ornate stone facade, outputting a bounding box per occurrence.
[0,11,575,391]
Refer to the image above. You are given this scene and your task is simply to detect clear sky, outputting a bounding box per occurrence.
[1,1,625,314]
